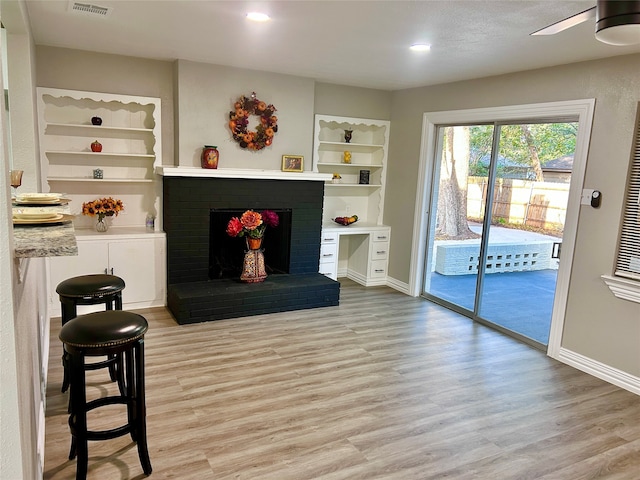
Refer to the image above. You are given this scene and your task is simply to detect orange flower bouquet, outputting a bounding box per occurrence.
[82,197,124,222]
[226,210,279,239]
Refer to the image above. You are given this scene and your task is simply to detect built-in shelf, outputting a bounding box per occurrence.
[155,166,331,182]
[48,177,154,183]
[45,151,155,159]
[46,123,154,133]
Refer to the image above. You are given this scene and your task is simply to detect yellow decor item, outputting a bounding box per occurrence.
[343,151,352,163]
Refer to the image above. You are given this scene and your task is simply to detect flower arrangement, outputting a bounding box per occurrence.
[226,210,279,239]
[81,197,124,221]
[228,92,278,151]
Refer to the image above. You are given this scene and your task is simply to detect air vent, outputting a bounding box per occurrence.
[68,2,112,18]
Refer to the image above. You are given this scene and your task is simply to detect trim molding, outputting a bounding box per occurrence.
[601,274,640,304]
[557,347,640,395]
[156,166,331,182]
[386,276,410,295]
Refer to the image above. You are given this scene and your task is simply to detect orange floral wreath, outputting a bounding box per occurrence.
[228,92,278,151]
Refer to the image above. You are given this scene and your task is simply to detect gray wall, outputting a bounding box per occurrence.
[386,55,640,376]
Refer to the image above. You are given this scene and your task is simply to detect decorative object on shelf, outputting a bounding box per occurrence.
[226,209,279,283]
[91,140,102,152]
[359,169,370,185]
[333,215,358,226]
[145,213,155,231]
[10,169,23,197]
[332,173,342,184]
[201,145,219,169]
[228,92,278,151]
[344,129,353,143]
[91,116,102,125]
[282,155,303,172]
[93,168,103,179]
[343,151,351,164]
[82,197,124,233]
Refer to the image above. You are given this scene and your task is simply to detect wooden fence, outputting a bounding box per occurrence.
[467,177,569,230]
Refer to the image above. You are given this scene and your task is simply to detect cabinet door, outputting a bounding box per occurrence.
[107,238,159,304]
[48,240,109,314]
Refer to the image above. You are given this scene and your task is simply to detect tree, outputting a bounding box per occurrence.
[436,126,477,239]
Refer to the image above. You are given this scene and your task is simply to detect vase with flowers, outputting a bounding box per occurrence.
[226,209,279,282]
[82,197,124,232]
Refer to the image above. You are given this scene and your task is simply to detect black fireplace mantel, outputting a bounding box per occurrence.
[160,169,339,324]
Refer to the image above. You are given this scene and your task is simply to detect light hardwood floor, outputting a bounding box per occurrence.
[44,279,640,479]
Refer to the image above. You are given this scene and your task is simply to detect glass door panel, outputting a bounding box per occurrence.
[423,124,493,312]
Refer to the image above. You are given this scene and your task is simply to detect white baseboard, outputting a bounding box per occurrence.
[557,347,640,395]
[386,276,411,295]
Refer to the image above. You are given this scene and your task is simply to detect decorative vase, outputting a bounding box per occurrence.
[201,145,219,169]
[91,140,102,152]
[91,116,102,125]
[95,216,108,232]
[344,129,353,143]
[240,236,267,283]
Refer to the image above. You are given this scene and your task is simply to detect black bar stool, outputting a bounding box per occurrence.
[56,274,126,393]
[59,310,152,480]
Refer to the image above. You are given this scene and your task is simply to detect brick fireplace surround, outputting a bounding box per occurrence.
[160,168,340,324]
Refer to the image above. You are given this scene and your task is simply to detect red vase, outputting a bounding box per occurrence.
[91,140,102,152]
[201,145,219,169]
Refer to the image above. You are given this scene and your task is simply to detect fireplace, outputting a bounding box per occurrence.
[209,208,292,279]
[162,172,340,324]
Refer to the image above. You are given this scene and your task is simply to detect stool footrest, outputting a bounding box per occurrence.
[69,396,135,441]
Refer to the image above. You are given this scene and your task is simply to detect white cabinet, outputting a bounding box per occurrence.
[314,115,391,286]
[313,115,390,226]
[36,87,162,231]
[48,231,166,317]
[321,225,390,287]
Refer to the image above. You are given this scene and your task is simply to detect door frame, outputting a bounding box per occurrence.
[408,99,595,357]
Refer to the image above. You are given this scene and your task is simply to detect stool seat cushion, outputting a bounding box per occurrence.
[56,274,125,298]
[59,311,148,349]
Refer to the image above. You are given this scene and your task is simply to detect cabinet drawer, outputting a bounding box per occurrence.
[320,243,337,263]
[370,259,387,278]
[371,242,389,261]
[321,233,338,244]
[373,232,390,242]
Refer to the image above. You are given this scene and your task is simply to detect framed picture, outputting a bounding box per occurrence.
[282,155,304,172]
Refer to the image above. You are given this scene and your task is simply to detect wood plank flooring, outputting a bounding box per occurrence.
[44,279,640,479]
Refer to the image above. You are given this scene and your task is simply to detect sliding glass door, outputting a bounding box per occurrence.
[422,120,576,347]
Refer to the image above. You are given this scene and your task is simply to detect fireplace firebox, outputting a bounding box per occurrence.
[209,208,292,279]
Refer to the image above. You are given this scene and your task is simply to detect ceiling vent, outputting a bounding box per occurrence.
[68,2,112,18]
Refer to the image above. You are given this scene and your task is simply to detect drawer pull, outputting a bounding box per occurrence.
[376,251,386,255]
[375,269,385,273]
[323,237,336,242]
[376,236,387,240]
[322,253,334,258]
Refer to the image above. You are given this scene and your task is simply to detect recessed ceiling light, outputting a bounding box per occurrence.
[246,12,270,22]
[410,43,431,52]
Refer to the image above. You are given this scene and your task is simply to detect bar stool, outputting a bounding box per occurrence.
[56,274,126,393]
[59,310,152,480]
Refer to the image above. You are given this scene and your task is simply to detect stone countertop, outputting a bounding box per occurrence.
[13,221,78,258]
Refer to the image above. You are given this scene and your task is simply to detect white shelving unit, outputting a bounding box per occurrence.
[313,115,391,286]
[36,88,167,312]
[36,87,162,230]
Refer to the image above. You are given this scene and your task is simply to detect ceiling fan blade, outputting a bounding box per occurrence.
[531,6,596,35]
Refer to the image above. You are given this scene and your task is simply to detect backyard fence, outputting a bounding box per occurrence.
[467,177,569,230]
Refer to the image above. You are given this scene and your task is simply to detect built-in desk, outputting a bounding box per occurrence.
[320,223,390,286]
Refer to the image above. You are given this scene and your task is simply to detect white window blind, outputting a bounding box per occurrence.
[614,109,640,281]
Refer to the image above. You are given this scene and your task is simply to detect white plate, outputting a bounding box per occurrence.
[16,192,63,201]
[13,213,66,224]
[13,211,61,220]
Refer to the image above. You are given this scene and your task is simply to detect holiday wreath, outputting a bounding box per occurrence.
[228,92,278,151]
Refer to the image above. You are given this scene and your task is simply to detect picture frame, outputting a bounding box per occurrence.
[282,155,304,172]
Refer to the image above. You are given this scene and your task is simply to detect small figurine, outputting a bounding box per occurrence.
[344,129,353,143]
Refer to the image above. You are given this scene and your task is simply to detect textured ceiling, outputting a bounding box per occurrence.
[23,0,640,90]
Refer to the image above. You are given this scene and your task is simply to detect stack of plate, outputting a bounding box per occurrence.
[14,193,68,205]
